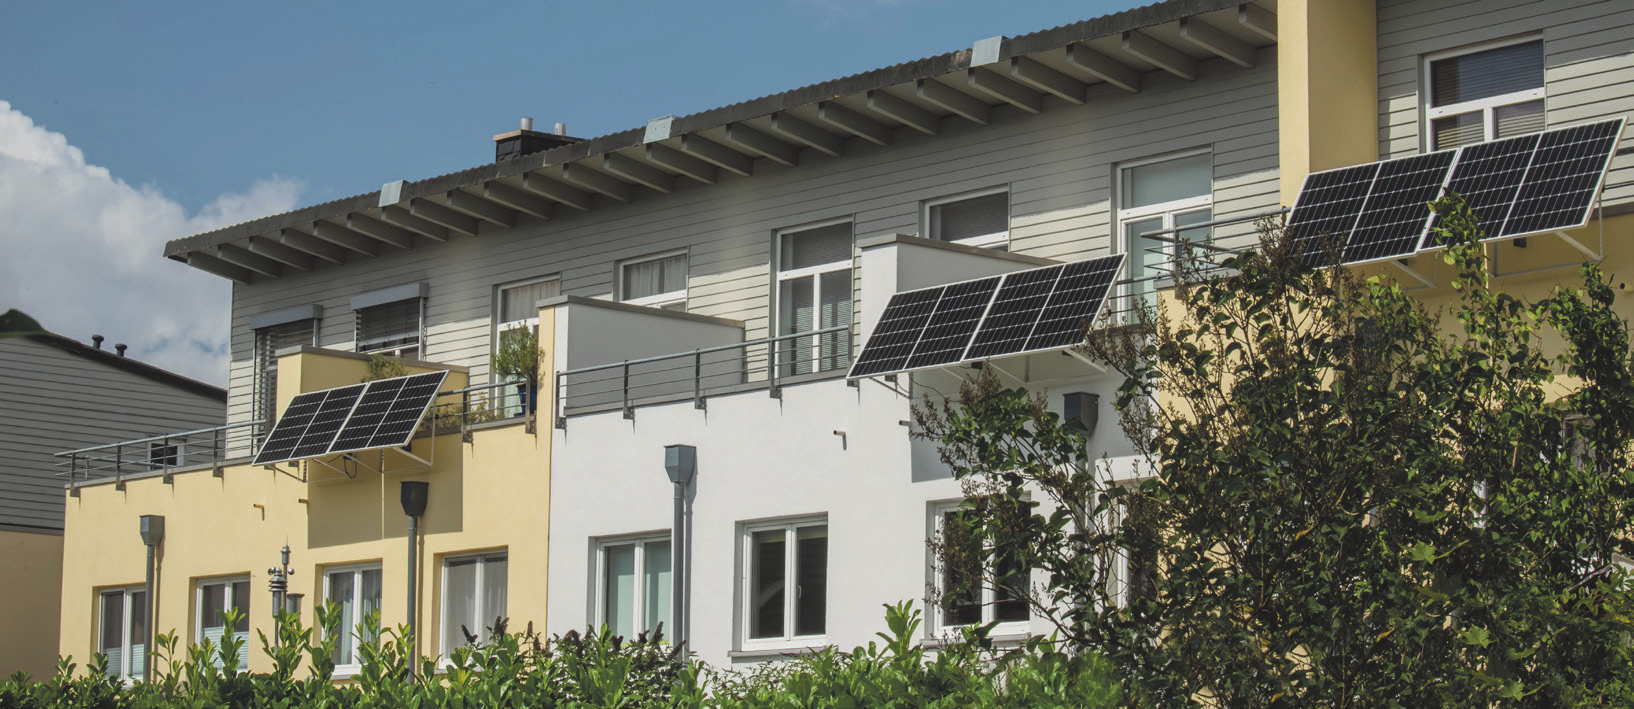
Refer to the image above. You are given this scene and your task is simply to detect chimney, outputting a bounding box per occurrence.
[493,117,580,163]
[115,343,128,357]
[91,334,104,350]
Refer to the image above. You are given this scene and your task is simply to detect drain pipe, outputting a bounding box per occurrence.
[663,445,696,649]
[400,481,429,678]
[138,515,165,683]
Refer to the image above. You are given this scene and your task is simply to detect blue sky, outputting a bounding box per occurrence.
[0,0,1130,383]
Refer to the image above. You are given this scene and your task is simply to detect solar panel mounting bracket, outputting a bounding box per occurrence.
[261,461,308,483]
[1063,348,1107,374]
[306,439,435,483]
[1551,230,1600,261]
[1388,259,1436,289]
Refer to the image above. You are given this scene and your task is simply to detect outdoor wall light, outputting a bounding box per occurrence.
[1063,392,1100,435]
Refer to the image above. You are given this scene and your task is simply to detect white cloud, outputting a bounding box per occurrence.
[0,100,302,386]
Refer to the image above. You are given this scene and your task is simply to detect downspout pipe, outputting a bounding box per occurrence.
[663,445,696,650]
[400,482,429,678]
[138,515,165,684]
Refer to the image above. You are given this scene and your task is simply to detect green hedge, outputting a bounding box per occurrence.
[0,603,1119,709]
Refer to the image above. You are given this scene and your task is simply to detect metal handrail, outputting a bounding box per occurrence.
[554,326,853,427]
[54,420,261,458]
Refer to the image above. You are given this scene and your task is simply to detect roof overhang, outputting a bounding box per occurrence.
[164,0,1278,283]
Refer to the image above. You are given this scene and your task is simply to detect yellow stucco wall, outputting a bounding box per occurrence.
[58,346,551,676]
[1278,0,1379,206]
[0,529,63,679]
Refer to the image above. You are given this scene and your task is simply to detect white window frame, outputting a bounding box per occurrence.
[1421,36,1546,151]
[927,500,1033,636]
[739,516,828,651]
[592,533,673,640]
[97,586,146,681]
[1116,150,1213,307]
[439,551,508,659]
[922,186,1011,250]
[494,275,561,336]
[321,562,383,676]
[356,298,425,360]
[617,250,689,311]
[774,218,855,374]
[194,576,251,672]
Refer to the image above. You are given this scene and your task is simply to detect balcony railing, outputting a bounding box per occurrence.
[57,421,265,489]
[553,325,852,426]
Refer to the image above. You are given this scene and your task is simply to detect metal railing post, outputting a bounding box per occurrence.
[622,361,634,419]
[693,349,704,410]
[768,340,781,399]
[555,371,568,429]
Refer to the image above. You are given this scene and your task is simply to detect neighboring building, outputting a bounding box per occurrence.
[0,333,224,679]
[55,0,1633,675]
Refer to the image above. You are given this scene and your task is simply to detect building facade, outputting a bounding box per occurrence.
[0,333,224,679]
[55,0,1634,675]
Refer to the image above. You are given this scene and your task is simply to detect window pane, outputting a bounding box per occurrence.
[993,552,1030,623]
[749,529,786,639]
[1122,154,1211,209]
[100,592,123,652]
[128,590,146,679]
[1175,209,1213,246]
[329,572,356,664]
[500,280,560,323]
[622,254,687,301]
[202,584,226,630]
[930,192,1008,243]
[643,541,672,637]
[1124,217,1165,290]
[1430,41,1543,107]
[358,300,421,352]
[1432,111,1486,150]
[232,582,250,632]
[794,526,827,636]
[443,558,477,648]
[941,512,983,627]
[817,270,852,372]
[360,569,382,648]
[483,555,508,643]
[604,544,637,638]
[1495,99,1546,139]
[780,224,852,271]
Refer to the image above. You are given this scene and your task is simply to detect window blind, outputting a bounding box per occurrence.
[930,192,1009,242]
[357,300,421,352]
[1430,41,1544,107]
[780,223,853,270]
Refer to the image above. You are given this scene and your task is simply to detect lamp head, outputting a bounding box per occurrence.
[139,515,165,547]
[400,481,429,517]
[664,444,696,485]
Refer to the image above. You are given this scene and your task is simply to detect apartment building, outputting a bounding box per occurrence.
[55,0,1633,675]
[0,333,224,679]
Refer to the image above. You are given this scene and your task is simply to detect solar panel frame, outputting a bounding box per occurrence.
[289,385,367,461]
[1340,150,1458,264]
[1287,162,1381,267]
[846,285,947,378]
[356,371,449,452]
[903,276,1001,371]
[1017,254,1126,355]
[963,265,1066,361]
[252,388,341,465]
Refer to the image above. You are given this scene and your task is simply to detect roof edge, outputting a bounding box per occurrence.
[24,333,228,402]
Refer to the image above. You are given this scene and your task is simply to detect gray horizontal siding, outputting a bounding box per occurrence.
[0,339,226,528]
[223,51,1281,431]
[1379,0,1634,204]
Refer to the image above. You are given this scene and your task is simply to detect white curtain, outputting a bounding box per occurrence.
[604,545,636,637]
[482,556,508,643]
[622,255,686,301]
[642,541,672,637]
[443,559,478,649]
[329,572,356,664]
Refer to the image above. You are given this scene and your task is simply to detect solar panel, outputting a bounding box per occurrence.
[1500,119,1624,237]
[1020,255,1125,353]
[904,276,1001,371]
[964,265,1065,360]
[847,286,944,378]
[252,371,449,466]
[1420,133,1539,249]
[1342,150,1457,263]
[1287,163,1380,265]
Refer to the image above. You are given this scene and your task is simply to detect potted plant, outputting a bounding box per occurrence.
[491,325,546,416]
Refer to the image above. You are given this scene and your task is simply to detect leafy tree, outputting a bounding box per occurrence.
[0,309,45,339]
[916,196,1634,707]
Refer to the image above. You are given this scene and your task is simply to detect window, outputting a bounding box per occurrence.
[619,251,688,311]
[741,518,827,647]
[931,502,1029,632]
[1109,487,1159,607]
[253,318,316,428]
[1424,39,1545,150]
[925,188,1010,250]
[98,587,146,681]
[496,277,561,333]
[1118,152,1212,308]
[196,577,250,671]
[441,552,507,655]
[323,564,382,673]
[148,440,183,470]
[596,536,672,640]
[357,299,423,360]
[776,221,854,375]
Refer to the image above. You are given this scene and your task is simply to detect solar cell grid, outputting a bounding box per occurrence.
[289,386,366,460]
[1022,255,1125,353]
[329,377,408,453]
[964,265,1065,360]
[1500,120,1624,238]
[847,287,943,377]
[364,372,448,449]
[1288,163,1380,265]
[1343,151,1456,263]
[251,390,331,465]
[904,277,999,371]
[1422,133,1538,249]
